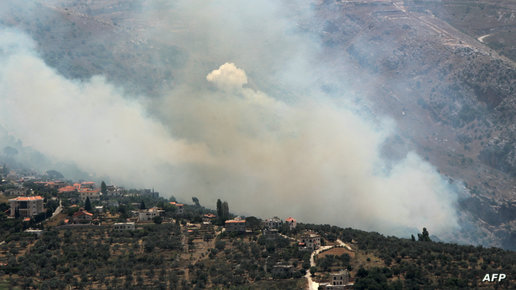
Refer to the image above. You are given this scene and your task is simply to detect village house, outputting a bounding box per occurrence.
[318,270,351,289]
[113,222,135,231]
[9,196,45,218]
[72,208,93,224]
[74,182,100,201]
[169,202,184,215]
[300,231,321,250]
[24,229,43,237]
[285,217,297,230]
[138,207,163,222]
[106,185,123,196]
[271,263,294,278]
[94,206,104,213]
[200,221,215,235]
[34,181,66,189]
[203,213,216,223]
[58,185,77,194]
[225,219,246,233]
[265,216,283,229]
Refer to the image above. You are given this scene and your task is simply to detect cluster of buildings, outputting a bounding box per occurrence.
[264,216,297,230]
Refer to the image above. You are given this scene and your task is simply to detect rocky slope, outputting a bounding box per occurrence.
[308,0,515,249]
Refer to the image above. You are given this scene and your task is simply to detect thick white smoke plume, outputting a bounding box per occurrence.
[0,1,462,238]
[206,63,248,91]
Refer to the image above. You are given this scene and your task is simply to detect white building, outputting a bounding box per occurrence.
[300,232,321,250]
[265,216,283,229]
[138,207,163,222]
[285,217,297,230]
[319,270,351,289]
[113,222,135,231]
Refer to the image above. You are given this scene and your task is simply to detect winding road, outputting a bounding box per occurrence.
[305,239,353,289]
[477,33,491,43]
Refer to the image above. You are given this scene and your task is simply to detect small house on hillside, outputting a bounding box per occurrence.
[169,202,184,215]
[9,196,45,218]
[138,207,163,222]
[285,217,297,230]
[265,216,283,229]
[225,219,246,232]
[113,222,135,231]
[72,209,93,224]
[299,231,321,250]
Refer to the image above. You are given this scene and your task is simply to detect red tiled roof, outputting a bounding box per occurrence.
[286,217,296,222]
[23,217,31,222]
[73,210,93,217]
[10,196,44,201]
[204,214,216,218]
[59,186,76,193]
[78,189,99,194]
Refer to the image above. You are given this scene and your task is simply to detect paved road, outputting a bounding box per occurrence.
[305,239,354,289]
[50,199,63,219]
[305,245,332,289]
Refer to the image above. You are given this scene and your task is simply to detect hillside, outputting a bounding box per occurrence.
[0,0,514,250]
[305,0,516,249]
[0,212,514,289]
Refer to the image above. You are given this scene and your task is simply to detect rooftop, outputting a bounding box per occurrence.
[9,196,44,201]
[225,220,246,224]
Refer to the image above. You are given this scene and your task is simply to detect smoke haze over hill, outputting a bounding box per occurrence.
[0,1,472,240]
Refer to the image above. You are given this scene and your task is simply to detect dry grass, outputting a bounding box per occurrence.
[318,247,355,259]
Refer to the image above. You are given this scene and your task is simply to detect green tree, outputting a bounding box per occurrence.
[153,216,163,224]
[222,201,229,222]
[245,216,261,231]
[418,227,431,242]
[192,197,200,207]
[85,197,92,212]
[140,201,146,210]
[216,199,222,217]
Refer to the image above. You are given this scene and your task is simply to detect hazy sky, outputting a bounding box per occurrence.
[0,0,465,239]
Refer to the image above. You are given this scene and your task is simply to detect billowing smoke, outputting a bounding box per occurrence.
[0,1,464,238]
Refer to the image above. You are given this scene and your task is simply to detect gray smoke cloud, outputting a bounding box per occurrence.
[0,1,464,238]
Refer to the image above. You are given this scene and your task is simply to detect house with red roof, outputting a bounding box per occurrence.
[58,185,77,194]
[169,201,184,215]
[72,208,93,224]
[225,219,246,233]
[8,196,45,218]
[285,217,297,230]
